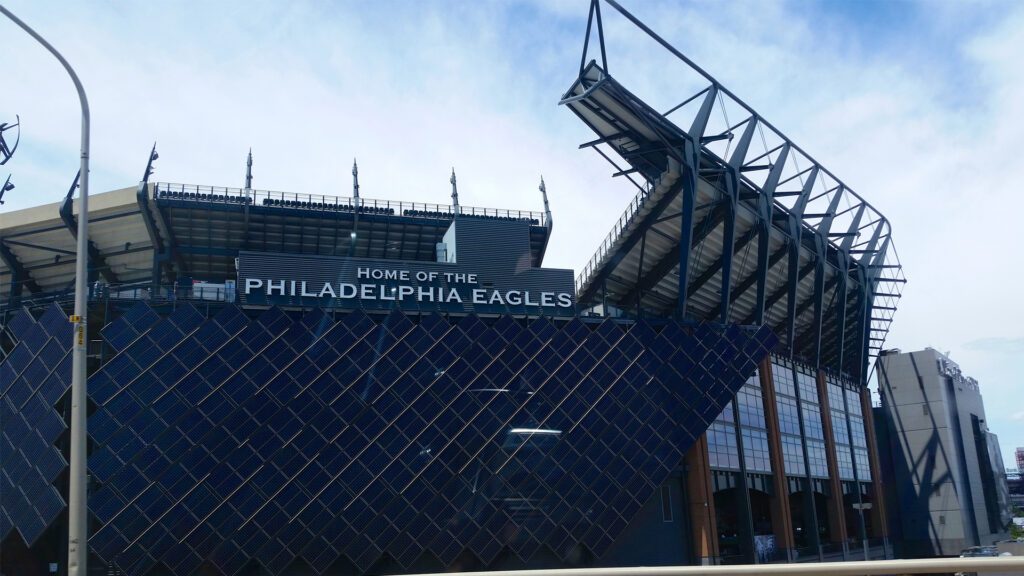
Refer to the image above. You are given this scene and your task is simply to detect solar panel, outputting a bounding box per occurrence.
[0,304,780,573]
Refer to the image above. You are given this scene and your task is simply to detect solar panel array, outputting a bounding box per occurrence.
[5,302,776,575]
[0,304,74,546]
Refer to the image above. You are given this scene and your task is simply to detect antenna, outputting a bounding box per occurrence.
[450,168,460,217]
[244,148,253,192]
[352,158,360,200]
[539,175,551,228]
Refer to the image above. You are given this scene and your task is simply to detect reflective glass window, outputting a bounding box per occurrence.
[776,396,800,436]
[806,439,829,478]
[781,434,805,476]
[827,383,845,412]
[831,410,849,445]
[854,447,872,480]
[737,382,766,430]
[772,363,795,397]
[801,404,824,440]
[835,444,855,480]
[707,421,739,470]
[846,389,863,416]
[796,371,819,403]
[741,428,771,473]
[715,401,735,424]
[850,417,868,448]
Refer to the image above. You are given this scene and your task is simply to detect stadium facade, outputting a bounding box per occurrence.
[1,2,904,574]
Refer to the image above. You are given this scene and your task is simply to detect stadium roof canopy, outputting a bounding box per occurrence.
[562,0,904,381]
[0,168,551,308]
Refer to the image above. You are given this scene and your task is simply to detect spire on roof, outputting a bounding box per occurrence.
[539,175,551,228]
[352,158,360,200]
[244,148,253,191]
[450,168,460,216]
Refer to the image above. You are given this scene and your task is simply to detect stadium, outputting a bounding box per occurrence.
[1,2,905,574]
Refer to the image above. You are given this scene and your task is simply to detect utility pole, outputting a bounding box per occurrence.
[0,6,91,576]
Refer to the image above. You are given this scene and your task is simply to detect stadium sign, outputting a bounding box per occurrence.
[237,251,576,315]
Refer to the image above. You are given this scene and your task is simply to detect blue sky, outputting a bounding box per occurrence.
[2,0,1022,467]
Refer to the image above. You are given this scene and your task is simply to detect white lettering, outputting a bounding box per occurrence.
[290,280,297,296]
[371,269,384,280]
[301,281,317,297]
[557,293,573,307]
[415,271,428,281]
[399,270,410,281]
[488,291,505,305]
[541,292,554,307]
[446,288,462,303]
[318,283,337,298]
[429,272,438,281]
[244,278,263,294]
[360,284,376,299]
[505,290,522,305]
[357,267,371,279]
[398,286,414,300]
[524,291,538,306]
[472,289,488,304]
[267,279,285,296]
[339,283,357,298]
[418,286,435,302]
[467,274,477,283]
[380,285,396,300]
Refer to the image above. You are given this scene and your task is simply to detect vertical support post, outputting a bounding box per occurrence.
[677,172,696,320]
[758,360,796,561]
[837,378,867,558]
[860,387,889,541]
[685,434,720,565]
[636,229,646,317]
[731,398,756,563]
[1,9,94,576]
[816,370,850,551]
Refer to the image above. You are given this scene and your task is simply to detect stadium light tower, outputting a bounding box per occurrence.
[0,6,91,576]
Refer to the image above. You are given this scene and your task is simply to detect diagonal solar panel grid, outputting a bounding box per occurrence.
[65,308,780,576]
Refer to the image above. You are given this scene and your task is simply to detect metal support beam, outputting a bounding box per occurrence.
[0,239,42,298]
[754,144,790,325]
[675,86,718,319]
[60,172,120,283]
[719,119,757,324]
[619,204,726,309]
[810,188,846,367]
[833,206,865,372]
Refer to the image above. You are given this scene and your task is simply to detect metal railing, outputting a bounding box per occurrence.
[408,556,1024,576]
[153,182,546,226]
[575,183,651,294]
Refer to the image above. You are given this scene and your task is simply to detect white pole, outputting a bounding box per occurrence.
[0,6,90,576]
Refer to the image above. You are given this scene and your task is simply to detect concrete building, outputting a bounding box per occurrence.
[876,348,1012,557]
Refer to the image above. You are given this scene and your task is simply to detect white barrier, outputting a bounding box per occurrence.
[409,556,1024,576]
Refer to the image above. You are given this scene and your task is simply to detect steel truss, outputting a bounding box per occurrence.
[563,0,905,381]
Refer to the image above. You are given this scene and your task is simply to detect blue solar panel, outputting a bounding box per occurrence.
[0,305,784,573]
[101,302,161,351]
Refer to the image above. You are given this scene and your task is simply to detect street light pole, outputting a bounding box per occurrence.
[0,6,90,576]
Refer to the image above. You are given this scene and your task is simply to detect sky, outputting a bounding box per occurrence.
[1,0,1021,467]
